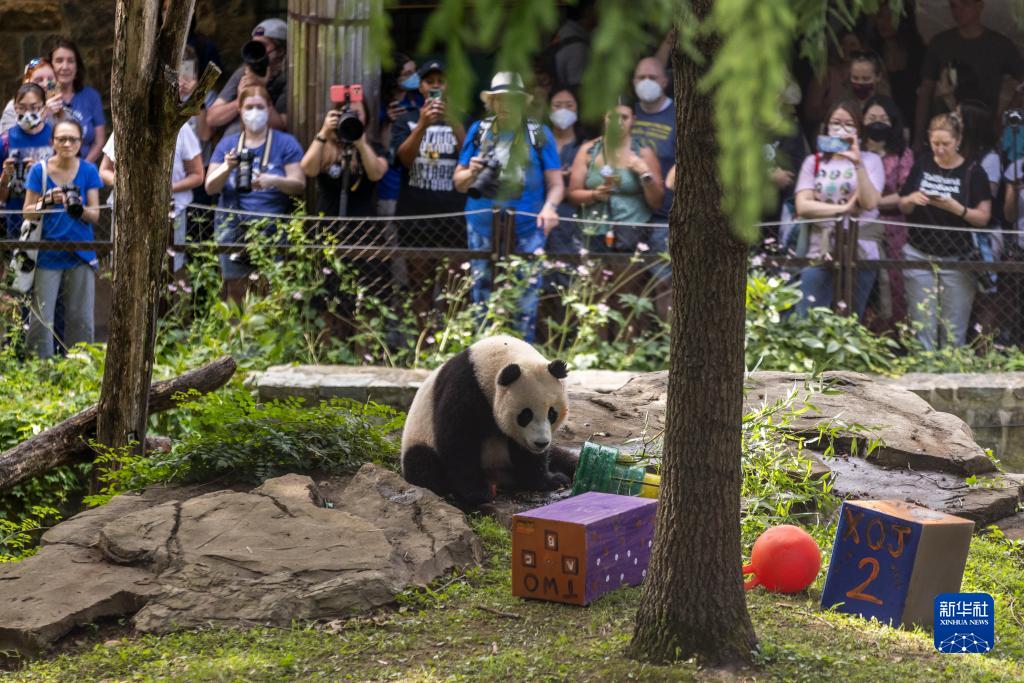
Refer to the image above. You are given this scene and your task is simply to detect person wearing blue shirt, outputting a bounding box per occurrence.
[21,120,103,359]
[49,40,106,164]
[0,84,54,240]
[452,72,563,342]
[205,84,305,303]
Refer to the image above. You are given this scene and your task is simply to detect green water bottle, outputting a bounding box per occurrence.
[571,441,661,498]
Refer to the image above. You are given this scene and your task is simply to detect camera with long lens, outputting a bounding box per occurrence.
[240,41,269,78]
[6,152,27,198]
[1004,109,1024,128]
[329,84,365,144]
[236,149,256,193]
[467,148,503,199]
[61,184,83,219]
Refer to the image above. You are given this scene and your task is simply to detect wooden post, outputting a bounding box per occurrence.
[95,0,220,458]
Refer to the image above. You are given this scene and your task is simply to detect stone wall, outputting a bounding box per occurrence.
[0,0,273,115]
[891,373,1024,473]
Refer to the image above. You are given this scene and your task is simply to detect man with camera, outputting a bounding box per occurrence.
[453,72,563,343]
[206,18,289,138]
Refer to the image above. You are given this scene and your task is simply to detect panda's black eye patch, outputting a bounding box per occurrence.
[548,407,557,424]
[517,409,533,427]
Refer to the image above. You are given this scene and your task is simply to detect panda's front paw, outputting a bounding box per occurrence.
[545,472,571,490]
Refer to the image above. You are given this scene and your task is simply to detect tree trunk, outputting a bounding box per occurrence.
[0,356,236,492]
[96,0,219,455]
[628,0,758,667]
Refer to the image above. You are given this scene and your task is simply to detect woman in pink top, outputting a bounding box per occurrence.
[793,100,884,317]
[862,95,914,332]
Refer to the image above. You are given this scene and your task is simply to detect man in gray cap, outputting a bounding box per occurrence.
[207,18,289,137]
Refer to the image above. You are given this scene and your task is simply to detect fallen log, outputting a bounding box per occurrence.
[0,355,236,492]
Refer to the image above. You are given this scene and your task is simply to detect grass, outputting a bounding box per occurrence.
[4,518,1023,682]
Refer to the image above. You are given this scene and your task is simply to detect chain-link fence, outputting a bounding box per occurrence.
[5,205,1024,355]
[751,215,1024,351]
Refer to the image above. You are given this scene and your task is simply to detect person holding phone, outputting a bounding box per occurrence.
[0,59,62,135]
[793,100,884,318]
[389,60,467,318]
[898,112,992,349]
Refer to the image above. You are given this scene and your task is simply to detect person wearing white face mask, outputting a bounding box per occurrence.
[206,85,305,303]
[793,100,884,319]
[543,87,584,302]
[0,83,54,247]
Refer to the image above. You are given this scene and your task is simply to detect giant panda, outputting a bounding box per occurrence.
[401,335,575,508]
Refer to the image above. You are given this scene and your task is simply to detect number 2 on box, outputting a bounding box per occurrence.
[845,557,883,605]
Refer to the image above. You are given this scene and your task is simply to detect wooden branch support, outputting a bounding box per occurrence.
[0,356,236,492]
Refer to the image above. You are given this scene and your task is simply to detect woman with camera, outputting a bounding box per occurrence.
[898,112,992,350]
[567,102,663,252]
[793,100,884,318]
[0,59,63,135]
[20,119,102,358]
[48,39,106,164]
[300,99,387,217]
[206,85,305,302]
[1,84,54,242]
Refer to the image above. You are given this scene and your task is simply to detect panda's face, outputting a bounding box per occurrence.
[493,360,568,454]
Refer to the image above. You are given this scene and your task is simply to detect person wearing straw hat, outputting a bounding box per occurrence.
[453,71,564,343]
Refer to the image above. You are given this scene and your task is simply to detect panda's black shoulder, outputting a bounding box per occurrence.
[432,348,496,434]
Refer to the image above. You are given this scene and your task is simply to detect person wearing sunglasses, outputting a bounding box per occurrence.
[21,119,102,359]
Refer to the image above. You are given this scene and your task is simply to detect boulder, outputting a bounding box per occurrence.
[556,371,1023,527]
[0,465,481,655]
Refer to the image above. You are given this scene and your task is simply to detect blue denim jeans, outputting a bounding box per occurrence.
[796,265,877,319]
[468,228,545,342]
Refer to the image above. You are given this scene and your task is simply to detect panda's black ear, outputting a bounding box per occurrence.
[498,363,522,386]
[548,360,568,379]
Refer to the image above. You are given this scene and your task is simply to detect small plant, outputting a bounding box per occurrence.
[0,504,60,562]
[160,389,405,484]
[82,441,177,508]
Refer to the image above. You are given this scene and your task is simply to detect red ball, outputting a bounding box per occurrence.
[743,525,821,593]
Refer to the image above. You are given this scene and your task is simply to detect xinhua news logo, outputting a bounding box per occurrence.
[934,593,994,654]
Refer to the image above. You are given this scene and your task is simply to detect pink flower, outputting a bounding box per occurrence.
[750,255,764,268]
[292,291,303,301]
[322,267,333,275]
[426,336,436,344]
[460,262,471,271]
[577,265,589,276]
[248,272,259,281]
[533,247,545,256]
[780,272,792,281]
[836,300,848,311]
[167,283,178,293]
[636,242,650,252]
[578,248,589,258]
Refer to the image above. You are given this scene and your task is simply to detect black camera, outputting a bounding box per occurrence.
[1004,109,1024,128]
[236,149,256,193]
[6,152,27,198]
[330,85,365,144]
[62,184,83,219]
[241,41,269,78]
[467,148,503,199]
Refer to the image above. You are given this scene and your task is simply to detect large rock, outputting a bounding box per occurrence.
[0,465,481,655]
[557,371,1023,527]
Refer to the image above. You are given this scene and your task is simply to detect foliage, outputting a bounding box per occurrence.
[745,271,900,374]
[153,389,404,485]
[0,504,60,563]
[81,441,175,508]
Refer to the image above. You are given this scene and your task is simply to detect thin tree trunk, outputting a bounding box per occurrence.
[96,0,219,455]
[0,356,236,491]
[628,0,758,667]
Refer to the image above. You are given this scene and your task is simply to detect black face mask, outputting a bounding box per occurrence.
[865,121,892,143]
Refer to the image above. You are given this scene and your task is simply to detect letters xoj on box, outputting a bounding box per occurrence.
[512,492,657,606]
[821,500,974,627]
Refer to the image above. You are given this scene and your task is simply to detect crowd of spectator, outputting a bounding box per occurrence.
[6,1,1024,356]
